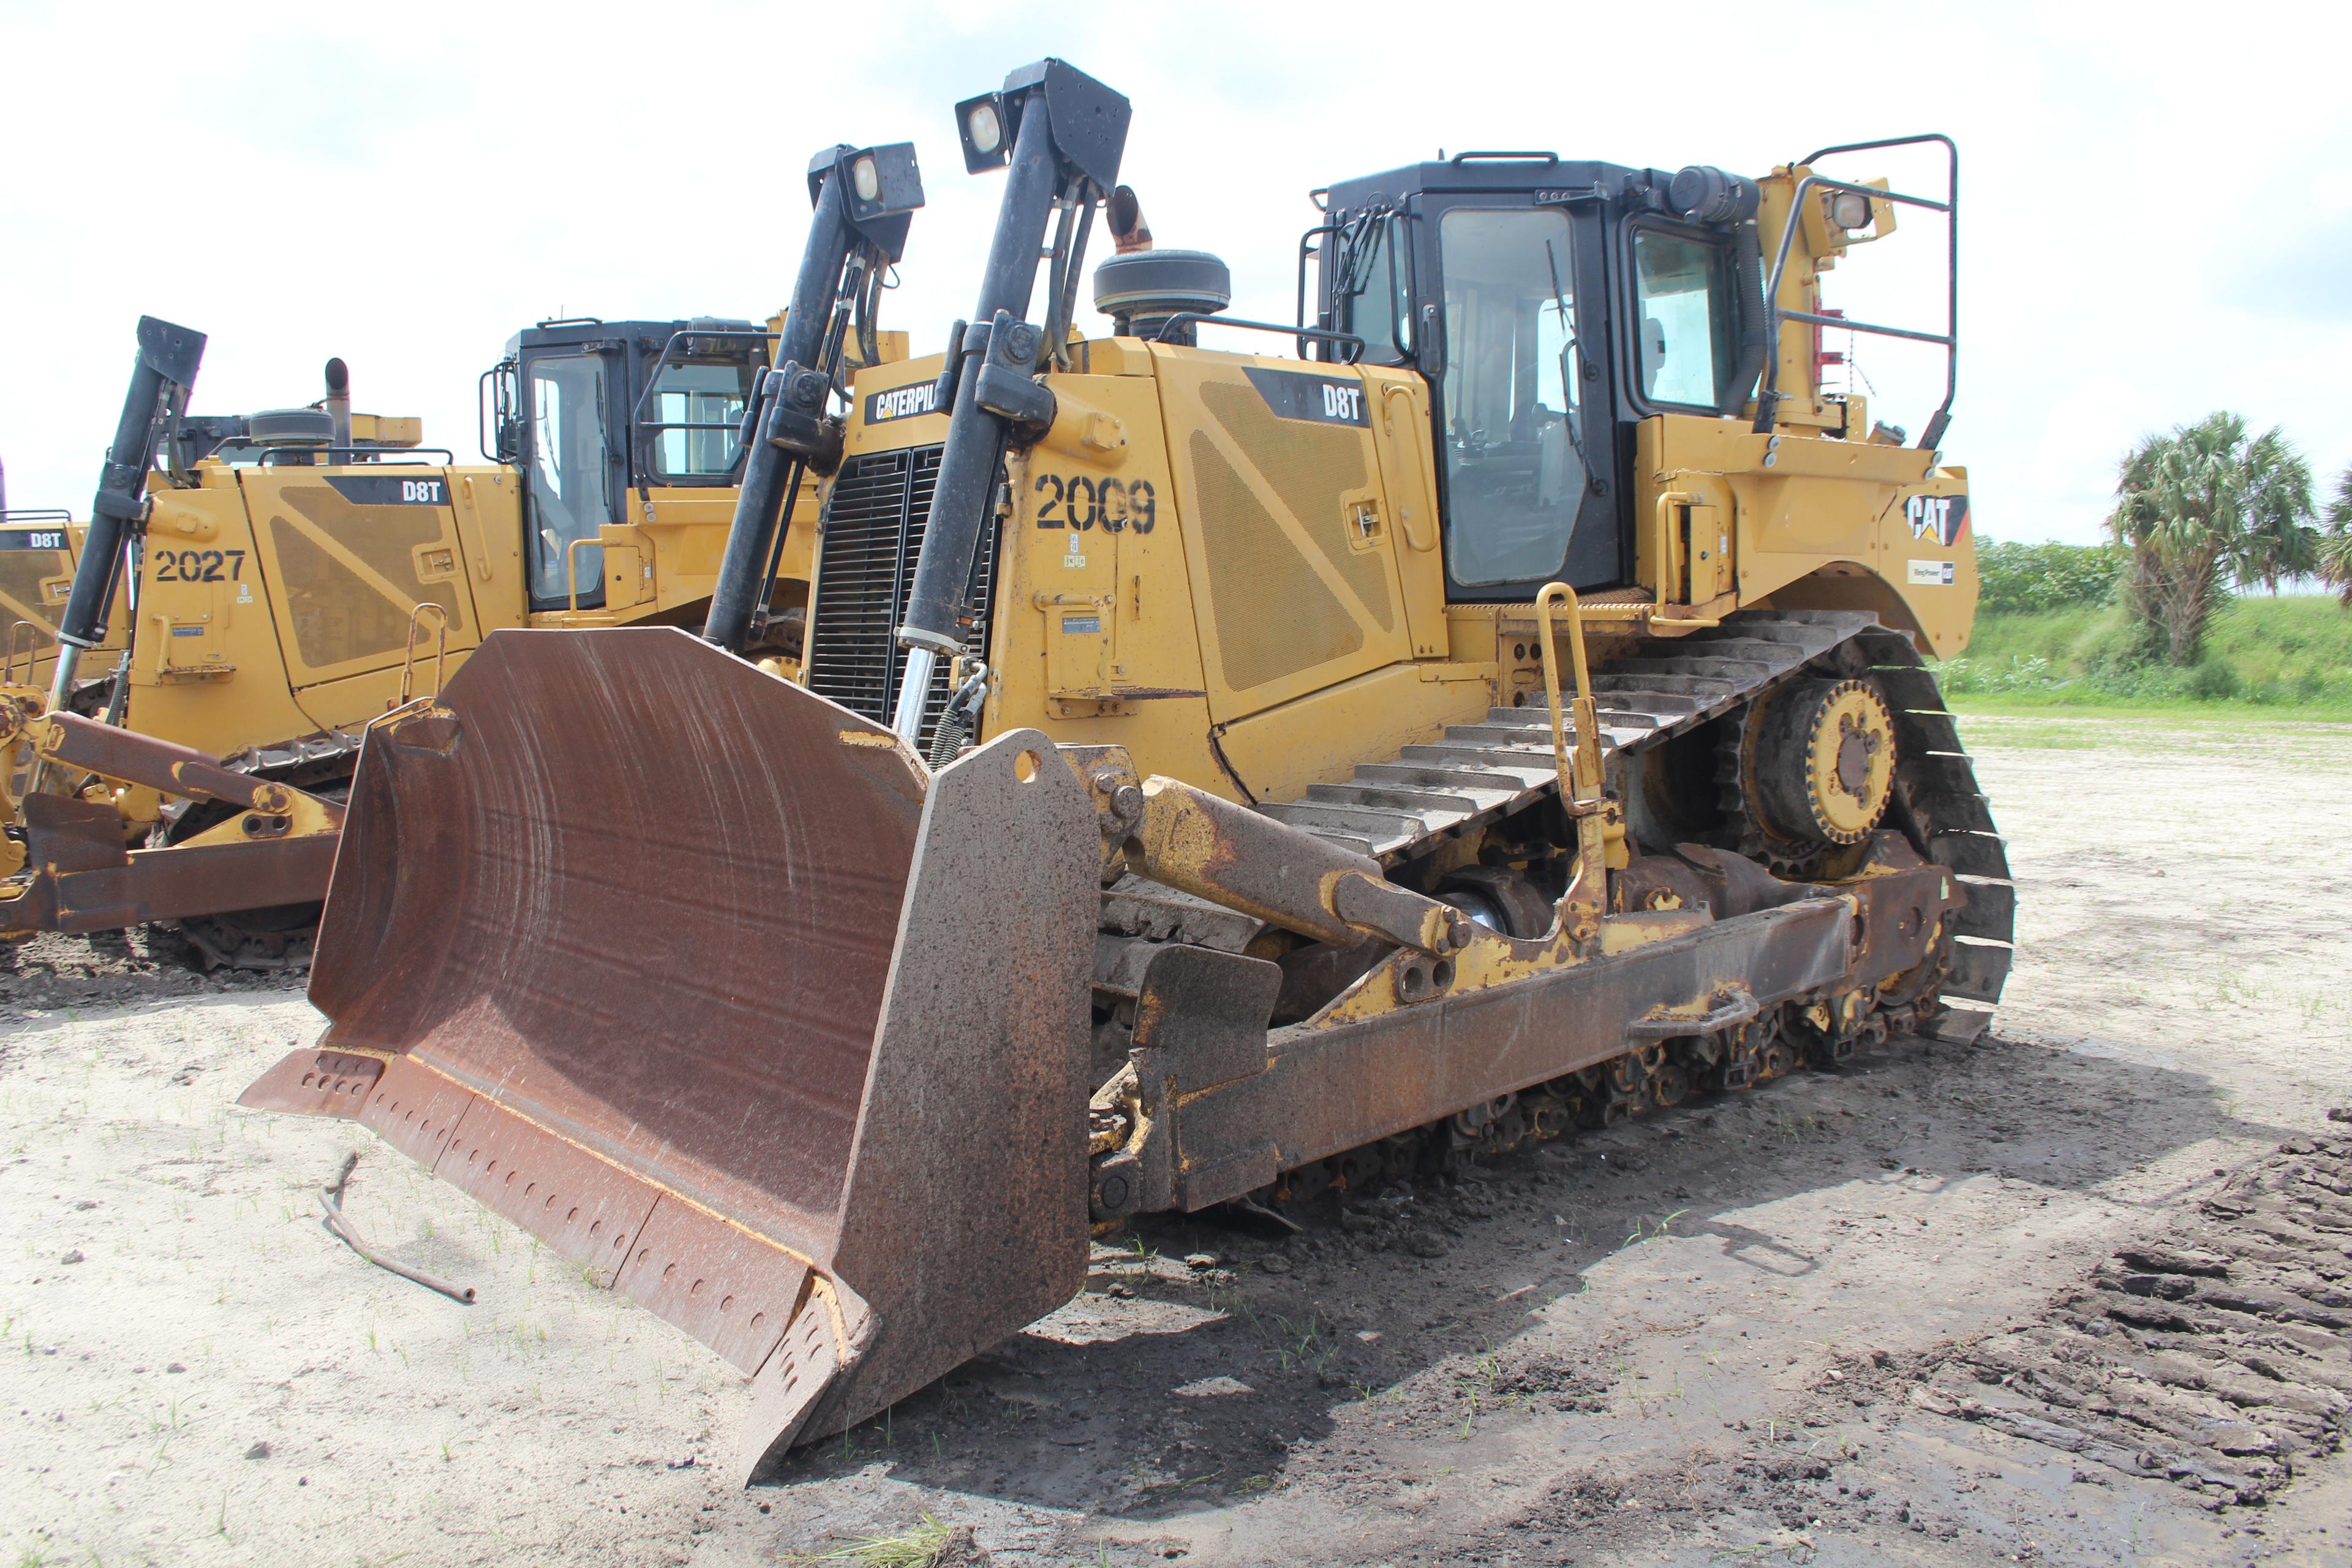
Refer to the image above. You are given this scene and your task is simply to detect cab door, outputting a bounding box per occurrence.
[519,347,623,610]
[1420,199,1625,597]
[238,466,485,690]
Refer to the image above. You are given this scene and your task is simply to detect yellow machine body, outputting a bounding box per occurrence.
[836,329,1973,812]
[124,459,816,761]
[253,79,2008,1483]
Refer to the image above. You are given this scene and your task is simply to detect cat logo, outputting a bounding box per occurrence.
[1905,493,1969,548]
[869,382,941,423]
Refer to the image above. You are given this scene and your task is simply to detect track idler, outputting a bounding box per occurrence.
[240,628,1101,1481]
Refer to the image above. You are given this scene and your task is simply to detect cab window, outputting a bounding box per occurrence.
[1632,229,1734,409]
[647,359,755,480]
[1438,206,1588,587]
[526,355,609,606]
[1338,214,1412,365]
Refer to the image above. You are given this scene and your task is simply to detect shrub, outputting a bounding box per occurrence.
[1973,538,2120,615]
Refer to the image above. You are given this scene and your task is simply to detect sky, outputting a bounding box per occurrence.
[2,0,2348,544]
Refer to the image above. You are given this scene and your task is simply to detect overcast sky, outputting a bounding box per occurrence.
[4,0,2346,543]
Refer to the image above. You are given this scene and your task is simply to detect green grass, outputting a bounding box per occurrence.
[1937,594,2352,718]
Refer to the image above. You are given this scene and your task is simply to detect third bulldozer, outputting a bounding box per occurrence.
[246,61,2010,1482]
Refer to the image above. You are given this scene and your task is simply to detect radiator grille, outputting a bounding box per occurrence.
[805,443,998,750]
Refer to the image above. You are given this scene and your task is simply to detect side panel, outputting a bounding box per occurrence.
[236,466,487,689]
[1215,661,1494,806]
[0,520,84,681]
[128,483,321,756]
[450,470,529,632]
[986,369,1231,794]
[1642,414,1977,658]
[1362,369,1449,658]
[1152,348,1414,725]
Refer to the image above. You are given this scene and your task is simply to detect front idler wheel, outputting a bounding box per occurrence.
[1741,677,1898,858]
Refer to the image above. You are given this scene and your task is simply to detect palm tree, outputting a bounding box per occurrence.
[2320,467,2352,607]
[2106,413,2315,665]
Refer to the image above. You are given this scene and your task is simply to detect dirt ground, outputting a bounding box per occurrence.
[6,711,2352,1568]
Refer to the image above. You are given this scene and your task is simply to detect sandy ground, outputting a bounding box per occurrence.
[5,711,2352,1568]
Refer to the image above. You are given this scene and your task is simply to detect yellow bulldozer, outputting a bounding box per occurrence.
[244,61,2009,1482]
[0,143,923,967]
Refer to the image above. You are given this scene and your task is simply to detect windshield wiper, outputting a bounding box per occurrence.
[1544,239,1593,475]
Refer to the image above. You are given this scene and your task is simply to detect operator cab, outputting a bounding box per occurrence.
[482,318,770,611]
[1311,154,1763,603]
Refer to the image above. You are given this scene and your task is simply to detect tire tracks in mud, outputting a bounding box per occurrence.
[1419,1118,2352,1565]
[1870,1111,2352,1510]
[1778,1109,2352,1523]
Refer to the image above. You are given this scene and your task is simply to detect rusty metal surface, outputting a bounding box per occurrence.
[1126,775,1468,955]
[75,837,337,929]
[282,628,1098,1482]
[37,711,339,818]
[1165,899,1854,1211]
[770,725,1099,1470]
[0,792,339,937]
[311,627,928,1245]
[236,1048,385,1116]
[321,1153,477,1303]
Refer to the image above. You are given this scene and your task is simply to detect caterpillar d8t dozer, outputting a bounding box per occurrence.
[0,142,922,966]
[245,60,2008,1481]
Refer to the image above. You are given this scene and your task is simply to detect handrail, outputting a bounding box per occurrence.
[622,328,772,436]
[4,620,42,687]
[1152,313,1365,363]
[255,447,455,467]
[398,602,449,704]
[565,535,604,612]
[1295,218,1341,360]
[1534,582,1608,931]
[1752,134,1956,452]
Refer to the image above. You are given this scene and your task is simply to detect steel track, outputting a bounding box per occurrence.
[1097,608,2015,1061]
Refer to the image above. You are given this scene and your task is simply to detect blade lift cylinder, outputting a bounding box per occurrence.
[50,316,204,711]
[703,144,924,655]
[889,60,1131,744]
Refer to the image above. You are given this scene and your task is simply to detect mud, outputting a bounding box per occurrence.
[4,712,2351,1567]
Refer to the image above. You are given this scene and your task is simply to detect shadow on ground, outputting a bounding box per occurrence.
[758,1027,2296,1531]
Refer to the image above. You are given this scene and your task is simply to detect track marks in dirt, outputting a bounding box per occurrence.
[1861,1116,2352,1510]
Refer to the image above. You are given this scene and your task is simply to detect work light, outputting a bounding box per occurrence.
[957,92,1011,173]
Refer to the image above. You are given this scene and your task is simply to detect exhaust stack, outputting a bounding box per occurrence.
[322,357,352,450]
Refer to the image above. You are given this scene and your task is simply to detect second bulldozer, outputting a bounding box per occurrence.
[0,143,922,965]
[246,62,2010,1481]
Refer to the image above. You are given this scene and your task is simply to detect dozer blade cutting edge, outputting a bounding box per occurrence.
[239,627,1100,1481]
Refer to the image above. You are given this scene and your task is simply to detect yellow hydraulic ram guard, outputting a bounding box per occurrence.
[1535,581,1608,932]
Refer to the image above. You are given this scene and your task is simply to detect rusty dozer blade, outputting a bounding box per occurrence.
[239,627,1099,1480]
